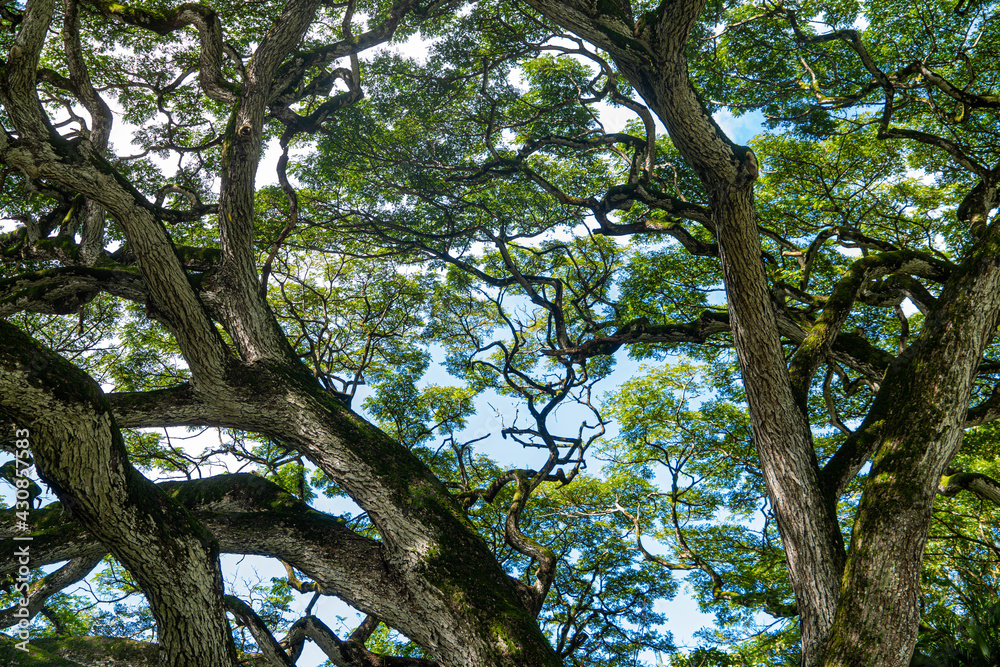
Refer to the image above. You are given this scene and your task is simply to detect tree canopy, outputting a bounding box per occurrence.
[1,0,1000,665]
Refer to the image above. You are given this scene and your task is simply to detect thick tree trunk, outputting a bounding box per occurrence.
[0,0,564,662]
[0,324,239,667]
[712,184,846,662]
[516,4,1000,666]
[820,230,1000,666]
[0,329,562,666]
[517,2,847,660]
[0,472,560,666]
[135,365,563,667]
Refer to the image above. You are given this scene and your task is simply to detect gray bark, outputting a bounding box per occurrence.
[521,1,846,660]
[0,0,562,663]
[0,322,238,667]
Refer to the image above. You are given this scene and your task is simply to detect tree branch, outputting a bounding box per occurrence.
[85,0,238,103]
[225,595,295,667]
[0,555,103,630]
[0,266,146,317]
[0,321,237,666]
[938,470,1000,507]
[788,250,953,406]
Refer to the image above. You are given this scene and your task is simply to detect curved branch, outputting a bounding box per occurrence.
[503,471,556,614]
[107,382,321,431]
[270,65,362,139]
[0,555,103,630]
[0,475,389,596]
[593,218,718,254]
[466,139,715,232]
[0,139,231,384]
[0,0,59,142]
[0,266,147,317]
[63,0,114,263]
[225,595,295,667]
[967,384,1000,428]
[260,142,299,297]
[154,183,209,213]
[0,473,481,663]
[915,63,1000,110]
[0,322,237,666]
[542,307,893,389]
[938,470,1000,507]
[86,0,237,103]
[878,126,987,177]
[780,9,989,178]
[542,311,730,360]
[268,0,428,104]
[285,615,438,667]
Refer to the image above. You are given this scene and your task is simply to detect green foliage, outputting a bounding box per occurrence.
[362,622,429,660]
[530,477,678,664]
[600,363,801,656]
[5,0,1000,663]
[913,600,1000,667]
[268,253,434,399]
[364,377,477,450]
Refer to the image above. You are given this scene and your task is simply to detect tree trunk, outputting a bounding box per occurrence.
[820,230,1000,666]
[518,2,848,659]
[515,4,1000,665]
[0,0,565,660]
[0,324,239,667]
[712,183,846,662]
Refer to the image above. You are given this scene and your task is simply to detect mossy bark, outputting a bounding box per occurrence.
[0,0,564,660]
[0,322,239,667]
[819,232,1000,666]
[521,3,1000,666]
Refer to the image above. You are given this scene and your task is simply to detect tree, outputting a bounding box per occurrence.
[0,0,562,664]
[1,0,1000,666]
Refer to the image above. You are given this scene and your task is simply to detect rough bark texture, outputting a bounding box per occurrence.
[522,1,846,661]
[4,0,999,665]
[712,184,846,658]
[0,0,562,663]
[819,228,1000,666]
[520,2,1000,666]
[0,323,239,667]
